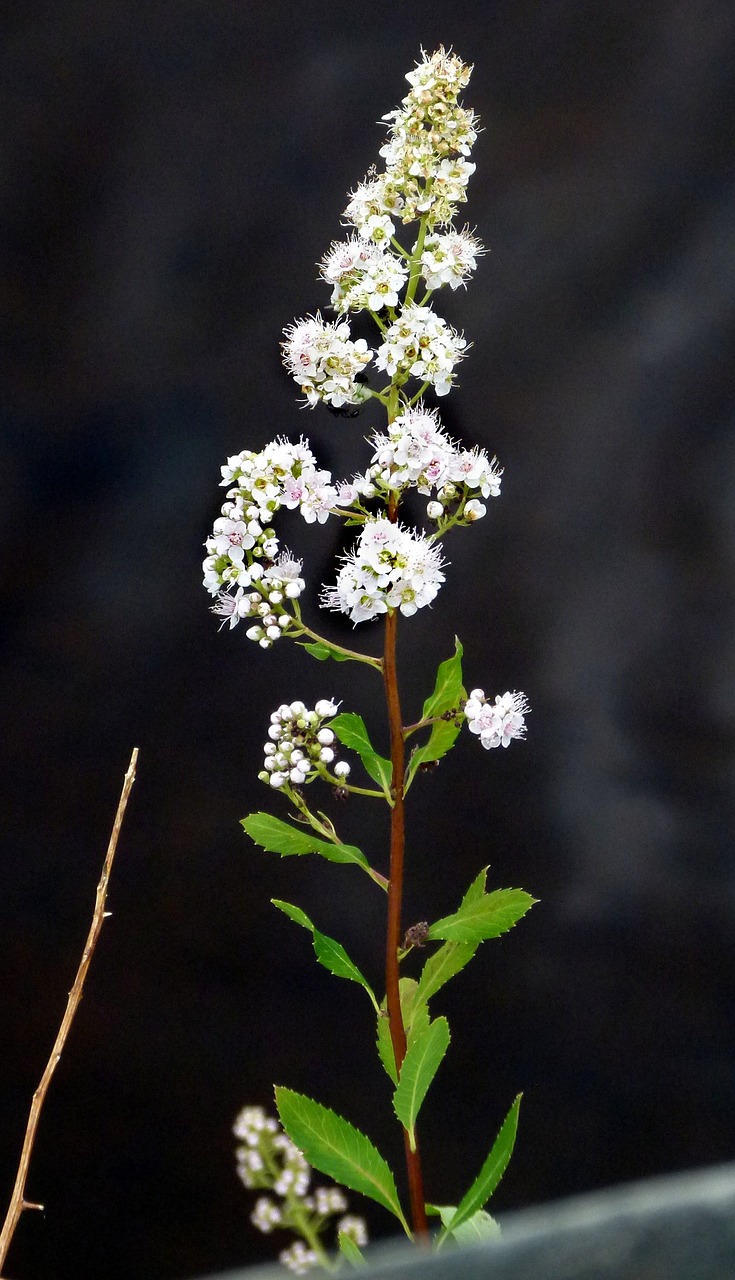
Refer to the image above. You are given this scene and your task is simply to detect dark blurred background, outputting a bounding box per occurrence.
[1,1,734,1276]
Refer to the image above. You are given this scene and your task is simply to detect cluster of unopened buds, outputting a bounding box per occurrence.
[234,1107,367,1274]
[259,700,350,790]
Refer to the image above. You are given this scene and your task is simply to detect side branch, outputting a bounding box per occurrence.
[0,748,139,1278]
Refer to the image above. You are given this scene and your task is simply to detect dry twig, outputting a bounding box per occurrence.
[0,748,139,1277]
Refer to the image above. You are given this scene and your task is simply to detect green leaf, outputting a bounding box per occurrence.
[331,713,392,794]
[242,813,369,872]
[298,639,351,662]
[461,866,488,907]
[405,718,462,789]
[416,940,478,1005]
[437,1095,522,1245]
[392,1017,450,1149]
[421,637,465,720]
[434,1207,501,1245]
[428,889,537,945]
[338,1232,367,1267]
[275,1088,409,1233]
[272,900,379,1012]
[376,978,430,1086]
[405,640,466,789]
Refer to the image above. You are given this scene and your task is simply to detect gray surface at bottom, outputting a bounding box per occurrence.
[196,1161,735,1280]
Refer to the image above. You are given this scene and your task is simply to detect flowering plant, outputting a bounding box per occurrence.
[204,48,535,1272]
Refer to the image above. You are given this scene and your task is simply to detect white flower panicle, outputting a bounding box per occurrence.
[375,304,467,396]
[464,689,530,749]
[322,517,445,623]
[204,436,341,644]
[282,313,373,408]
[259,699,350,789]
[343,48,478,230]
[319,237,408,315]
[234,1107,367,1272]
[366,404,502,524]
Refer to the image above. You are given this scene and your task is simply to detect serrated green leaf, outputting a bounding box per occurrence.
[461,866,488,907]
[275,1088,409,1233]
[338,1232,367,1266]
[376,978,430,1085]
[405,717,463,790]
[331,713,392,794]
[242,813,369,872]
[272,900,379,1012]
[437,1095,521,1245]
[415,940,479,1005]
[435,1207,500,1245]
[421,637,465,720]
[392,1016,450,1149]
[298,640,351,662]
[428,889,537,944]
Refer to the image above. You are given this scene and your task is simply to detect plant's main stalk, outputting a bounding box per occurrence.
[383,578,429,1241]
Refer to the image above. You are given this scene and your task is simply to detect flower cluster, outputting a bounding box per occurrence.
[344,48,478,231]
[281,314,373,408]
[259,700,351,789]
[366,404,502,523]
[420,227,482,291]
[234,1107,367,1274]
[375,304,467,396]
[322,517,445,623]
[319,237,408,315]
[464,689,530,749]
[204,437,341,643]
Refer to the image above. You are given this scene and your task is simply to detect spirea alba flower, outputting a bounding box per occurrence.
[234,1106,368,1266]
[378,47,478,226]
[368,404,455,494]
[321,517,445,623]
[279,1242,319,1275]
[375,304,467,396]
[259,700,349,787]
[319,238,408,314]
[464,689,530,749]
[421,227,483,291]
[282,313,372,408]
[343,171,404,237]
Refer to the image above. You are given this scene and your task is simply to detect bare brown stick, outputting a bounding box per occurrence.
[0,748,139,1278]
[383,605,429,1242]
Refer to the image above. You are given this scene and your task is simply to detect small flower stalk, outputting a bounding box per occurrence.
[206,47,537,1270]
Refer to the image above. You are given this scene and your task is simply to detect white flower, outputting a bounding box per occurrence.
[464,498,486,521]
[314,1186,348,1215]
[464,689,530,749]
[375,304,467,396]
[260,701,348,784]
[279,1242,319,1275]
[251,1196,281,1233]
[337,1214,368,1247]
[321,517,446,623]
[368,404,455,494]
[421,227,483,291]
[282,313,373,408]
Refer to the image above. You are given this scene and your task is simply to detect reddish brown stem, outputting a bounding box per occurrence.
[383,606,429,1241]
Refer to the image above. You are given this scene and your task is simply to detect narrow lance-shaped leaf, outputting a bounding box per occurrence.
[437,1094,522,1245]
[428,888,537,945]
[338,1232,367,1267]
[272,899,379,1013]
[405,638,466,789]
[297,639,352,662]
[376,978,430,1085]
[242,812,369,873]
[331,712,392,795]
[432,1207,500,1245]
[415,939,478,1005]
[392,1016,450,1150]
[421,637,465,720]
[275,1088,409,1235]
